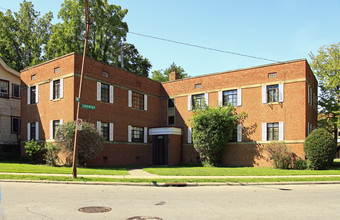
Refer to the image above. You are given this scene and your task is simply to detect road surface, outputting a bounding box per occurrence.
[1,182,340,220]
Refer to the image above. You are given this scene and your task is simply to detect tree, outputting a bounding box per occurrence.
[189,104,246,166]
[151,62,189,82]
[118,43,152,77]
[45,0,151,77]
[304,128,337,170]
[309,43,340,141]
[0,0,53,71]
[55,121,104,166]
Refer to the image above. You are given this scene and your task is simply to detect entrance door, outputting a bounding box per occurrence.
[152,135,168,165]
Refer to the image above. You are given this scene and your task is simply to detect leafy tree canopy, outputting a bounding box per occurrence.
[309,43,340,139]
[0,0,151,76]
[189,104,246,166]
[151,62,189,82]
[0,0,53,71]
[45,0,151,77]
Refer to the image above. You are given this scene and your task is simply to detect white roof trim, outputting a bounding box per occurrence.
[149,127,182,136]
[0,57,20,77]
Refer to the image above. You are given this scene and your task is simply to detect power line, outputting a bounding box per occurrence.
[128,31,280,63]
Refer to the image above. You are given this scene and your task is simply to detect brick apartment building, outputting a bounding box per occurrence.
[20,53,318,167]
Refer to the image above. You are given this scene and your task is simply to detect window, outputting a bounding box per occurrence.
[267,123,279,141]
[30,123,36,140]
[101,122,109,141]
[192,94,204,109]
[268,72,277,78]
[223,90,237,106]
[168,116,175,125]
[30,86,36,104]
[229,127,237,142]
[12,84,20,98]
[168,99,174,108]
[31,75,36,80]
[0,80,9,98]
[11,117,20,134]
[195,83,202,89]
[53,120,60,139]
[54,67,60,73]
[132,92,144,110]
[101,83,109,103]
[53,80,60,99]
[97,82,113,103]
[267,85,278,103]
[132,126,144,143]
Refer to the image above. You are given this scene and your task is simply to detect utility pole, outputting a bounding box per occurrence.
[72,0,91,178]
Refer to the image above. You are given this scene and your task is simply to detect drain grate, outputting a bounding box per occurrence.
[78,206,112,213]
[126,216,163,220]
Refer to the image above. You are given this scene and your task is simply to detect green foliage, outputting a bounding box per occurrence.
[119,43,152,77]
[309,43,340,139]
[151,62,189,82]
[24,140,45,164]
[304,128,337,170]
[189,104,246,166]
[0,0,53,71]
[265,142,293,169]
[293,159,307,170]
[44,143,61,166]
[44,0,151,77]
[55,121,104,166]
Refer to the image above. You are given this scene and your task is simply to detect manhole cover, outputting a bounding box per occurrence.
[126,216,163,220]
[78,206,112,213]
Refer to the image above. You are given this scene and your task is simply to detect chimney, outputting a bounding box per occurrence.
[169,70,180,81]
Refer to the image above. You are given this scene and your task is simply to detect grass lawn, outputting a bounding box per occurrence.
[1,174,340,183]
[0,162,129,175]
[143,160,340,176]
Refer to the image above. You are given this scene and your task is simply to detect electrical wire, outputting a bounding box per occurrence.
[128,31,281,63]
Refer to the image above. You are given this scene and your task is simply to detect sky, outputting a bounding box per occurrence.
[1,0,340,77]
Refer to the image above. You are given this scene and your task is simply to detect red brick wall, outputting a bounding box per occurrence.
[20,54,317,167]
[167,134,182,166]
[163,59,317,166]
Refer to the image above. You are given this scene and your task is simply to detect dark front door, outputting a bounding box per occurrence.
[152,135,168,165]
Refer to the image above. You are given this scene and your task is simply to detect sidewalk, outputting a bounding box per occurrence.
[1,168,340,179]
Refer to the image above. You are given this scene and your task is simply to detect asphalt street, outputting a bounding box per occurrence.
[1,182,340,220]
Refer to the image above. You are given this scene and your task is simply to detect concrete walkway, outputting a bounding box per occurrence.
[1,171,340,179]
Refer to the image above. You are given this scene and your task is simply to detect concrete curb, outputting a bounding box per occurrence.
[1,179,340,187]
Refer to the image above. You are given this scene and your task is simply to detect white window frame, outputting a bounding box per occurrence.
[188,127,192,144]
[262,84,284,104]
[237,124,242,142]
[262,122,284,141]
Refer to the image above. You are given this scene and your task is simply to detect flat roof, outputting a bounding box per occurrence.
[162,58,307,84]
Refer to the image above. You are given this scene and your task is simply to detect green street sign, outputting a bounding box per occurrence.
[76,97,80,102]
[81,104,96,110]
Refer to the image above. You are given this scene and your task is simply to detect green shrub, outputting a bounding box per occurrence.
[44,143,61,166]
[55,121,104,167]
[293,159,307,170]
[304,128,337,170]
[265,142,293,169]
[24,140,45,164]
[189,104,246,167]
